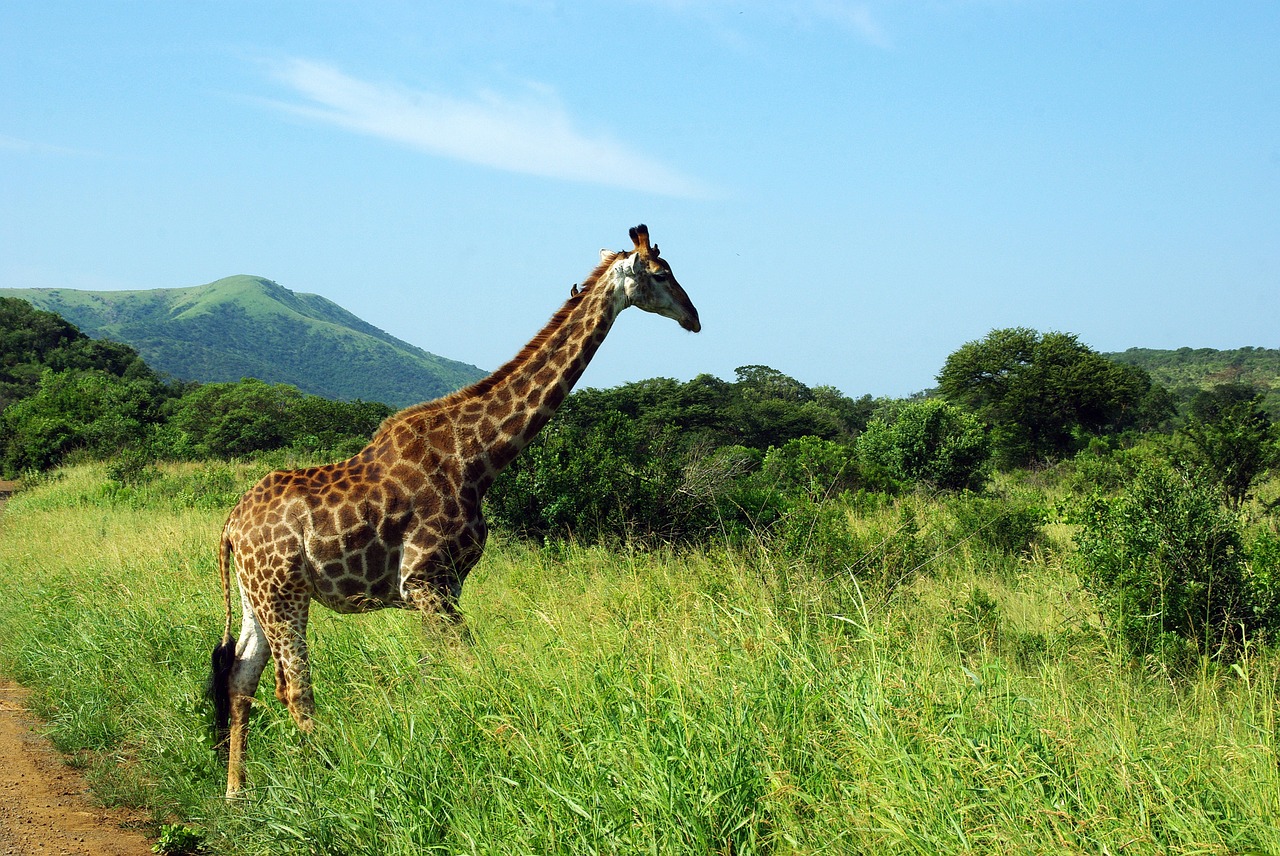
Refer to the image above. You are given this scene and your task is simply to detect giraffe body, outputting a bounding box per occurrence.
[212,225,699,796]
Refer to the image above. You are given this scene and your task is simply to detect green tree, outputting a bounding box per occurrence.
[856,398,990,491]
[1,369,162,475]
[1180,393,1277,510]
[937,328,1161,467]
[290,396,395,456]
[165,379,305,458]
[760,436,860,500]
[1,297,157,411]
[1074,464,1262,661]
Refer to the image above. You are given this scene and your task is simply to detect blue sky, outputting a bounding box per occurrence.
[2,1,1277,398]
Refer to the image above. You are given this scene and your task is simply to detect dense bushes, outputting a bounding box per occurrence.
[1072,462,1278,662]
[856,399,990,491]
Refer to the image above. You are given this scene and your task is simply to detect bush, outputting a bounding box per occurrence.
[1072,463,1266,661]
[759,436,860,500]
[857,399,990,491]
[950,493,1046,557]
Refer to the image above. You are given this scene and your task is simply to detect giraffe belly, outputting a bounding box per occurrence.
[304,528,405,613]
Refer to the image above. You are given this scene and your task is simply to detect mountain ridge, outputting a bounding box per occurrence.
[2,276,486,408]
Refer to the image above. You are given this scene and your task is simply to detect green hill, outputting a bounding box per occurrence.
[1106,346,1280,415]
[1,277,486,408]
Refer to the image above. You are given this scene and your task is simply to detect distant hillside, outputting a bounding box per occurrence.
[2,277,486,409]
[1107,346,1280,415]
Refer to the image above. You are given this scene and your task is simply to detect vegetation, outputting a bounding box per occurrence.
[0,461,1277,854]
[1109,345,1280,418]
[3,277,485,407]
[937,328,1169,466]
[1,301,1279,853]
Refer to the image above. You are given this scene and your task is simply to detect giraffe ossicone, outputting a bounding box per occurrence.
[211,224,699,797]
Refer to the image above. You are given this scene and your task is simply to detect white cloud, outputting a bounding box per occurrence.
[812,1,892,49]
[0,134,99,157]
[264,59,709,198]
[645,0,892,49]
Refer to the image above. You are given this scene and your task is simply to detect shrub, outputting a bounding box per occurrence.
[1072,463,1263,661]
[857,399,990,491]
[950,492,1046,557]
[760,436,860,500]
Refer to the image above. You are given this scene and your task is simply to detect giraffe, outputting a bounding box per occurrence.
[211,225,699,796]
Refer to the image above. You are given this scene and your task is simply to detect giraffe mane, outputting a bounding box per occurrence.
[373,250,626,436]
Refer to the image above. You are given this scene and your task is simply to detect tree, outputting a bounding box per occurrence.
[937,328,1160,467]
[0,369,162,475]
[165,379,305,458]
[0,297,157,411]
[1180,392,1277,510]
[856,398,990,491]
[1074,463,1263,661]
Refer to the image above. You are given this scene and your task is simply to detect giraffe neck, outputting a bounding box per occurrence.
[472,261,626,480]
[371,252,628,498]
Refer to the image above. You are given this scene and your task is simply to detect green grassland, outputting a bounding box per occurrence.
[1,463,1278,854]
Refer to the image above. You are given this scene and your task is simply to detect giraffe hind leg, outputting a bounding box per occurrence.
[225,590,271,797]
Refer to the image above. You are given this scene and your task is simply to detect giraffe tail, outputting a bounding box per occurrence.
[210,524,236,752]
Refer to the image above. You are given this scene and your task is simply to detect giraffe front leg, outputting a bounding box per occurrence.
[263,599,317,736]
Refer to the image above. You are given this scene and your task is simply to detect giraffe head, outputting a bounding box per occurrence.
[612,224,701,333]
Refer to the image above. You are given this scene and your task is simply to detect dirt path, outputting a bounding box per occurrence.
[0,484,155,855]
[0,684,153,856]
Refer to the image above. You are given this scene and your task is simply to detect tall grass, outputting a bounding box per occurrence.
[0,463,1277,854]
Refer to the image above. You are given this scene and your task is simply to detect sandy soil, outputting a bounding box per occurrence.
[0,684,154,856]
[0,484,155,855]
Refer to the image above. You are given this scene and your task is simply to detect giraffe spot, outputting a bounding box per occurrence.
[365,541,388,574]
[499,415,524,437]
[337,575,368,599]
[522,418,546,443]
[544,385,566,409]
[488,398,514,421]
[534,367,557,387]
[443,498,460,519]
[336,504,361,532]
[429,429,457,456]
[417,492,442,519]
[477,418,500,445]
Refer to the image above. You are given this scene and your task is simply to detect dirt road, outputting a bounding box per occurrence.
[0,484,155,855]
[0,685,154,856]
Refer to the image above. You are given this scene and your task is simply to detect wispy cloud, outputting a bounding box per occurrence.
[649,0,892,49]
[263,59,709,197]
[0,134,99,158]
[812,1,892,49]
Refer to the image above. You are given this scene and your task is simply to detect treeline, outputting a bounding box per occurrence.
[0,298,393,475]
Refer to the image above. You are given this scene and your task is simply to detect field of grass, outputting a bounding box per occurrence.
[0,462,1278,854]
